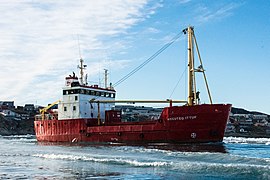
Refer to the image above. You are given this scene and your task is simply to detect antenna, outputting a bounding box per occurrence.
[77,35,82,59]
[104,69,108,88]
[77,35,87,85]
[85,74,88,85]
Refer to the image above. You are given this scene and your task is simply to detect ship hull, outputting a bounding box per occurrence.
[34,104,231,143]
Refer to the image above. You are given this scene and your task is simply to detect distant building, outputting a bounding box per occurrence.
[16,106,24,111]
[0,101,15,109]
[1,108,18,117]
[228,109,270,135]
[1,108,31,121]
[0,109,22,120]
[15,110,30,120]
[253,115,268,122]
[225,121,236,133]
[232,114,251,121]
[24,104,35,113]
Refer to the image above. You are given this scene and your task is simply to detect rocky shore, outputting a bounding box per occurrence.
[0,115,34,135]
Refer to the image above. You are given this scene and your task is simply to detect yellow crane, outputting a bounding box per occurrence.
[39,100,60,120]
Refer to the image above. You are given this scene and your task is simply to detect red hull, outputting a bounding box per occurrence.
[34,104,231,143]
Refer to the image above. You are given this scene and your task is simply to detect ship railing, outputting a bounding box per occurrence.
[89,99,187,125]
[35,113,58,121]
[35,114,42,121]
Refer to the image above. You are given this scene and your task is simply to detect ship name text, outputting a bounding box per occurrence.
[168,115,197,121]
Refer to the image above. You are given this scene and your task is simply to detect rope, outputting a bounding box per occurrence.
[169,66,188,98]
[113,31,183,87]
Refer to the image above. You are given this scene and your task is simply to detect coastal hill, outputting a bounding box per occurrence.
[226,107,270,138]
[231,107,269,116]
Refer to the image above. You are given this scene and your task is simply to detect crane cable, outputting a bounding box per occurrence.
[113,31,183,87]
[169,65,187,98]
[169,35,188,98]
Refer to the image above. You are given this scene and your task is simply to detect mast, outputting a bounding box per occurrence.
[187,26,195,106]
[77,35,87,85]
[184,26,213,105]
[104,69,108,88]
[78,58,87,85]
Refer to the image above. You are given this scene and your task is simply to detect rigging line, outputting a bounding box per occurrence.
[77,34,82,59]
[184,34,187,99]
[193,33,213,104]
[113,31,183,87]
[169,65,188,98]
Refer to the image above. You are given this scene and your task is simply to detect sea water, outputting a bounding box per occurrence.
[0,135,269,179]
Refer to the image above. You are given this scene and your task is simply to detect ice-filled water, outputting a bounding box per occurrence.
[0,135,269,179]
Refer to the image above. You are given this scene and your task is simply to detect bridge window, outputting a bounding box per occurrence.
[80,89,85,94]
[63,89,81,95]
[106,93,115,98]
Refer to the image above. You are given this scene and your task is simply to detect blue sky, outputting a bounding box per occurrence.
[0,0,269,114]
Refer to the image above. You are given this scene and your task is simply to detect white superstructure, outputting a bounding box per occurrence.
[58,58,115,121]
[58,75,115,120]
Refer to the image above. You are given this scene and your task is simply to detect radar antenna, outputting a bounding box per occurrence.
[77,35,87,85]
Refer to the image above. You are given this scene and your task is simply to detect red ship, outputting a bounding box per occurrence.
[34,27,231,143]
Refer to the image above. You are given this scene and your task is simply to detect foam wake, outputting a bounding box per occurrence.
[224,137,270,145]
[33,153,171,167]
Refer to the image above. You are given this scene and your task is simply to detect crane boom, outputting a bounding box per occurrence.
[40,100,60,120]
